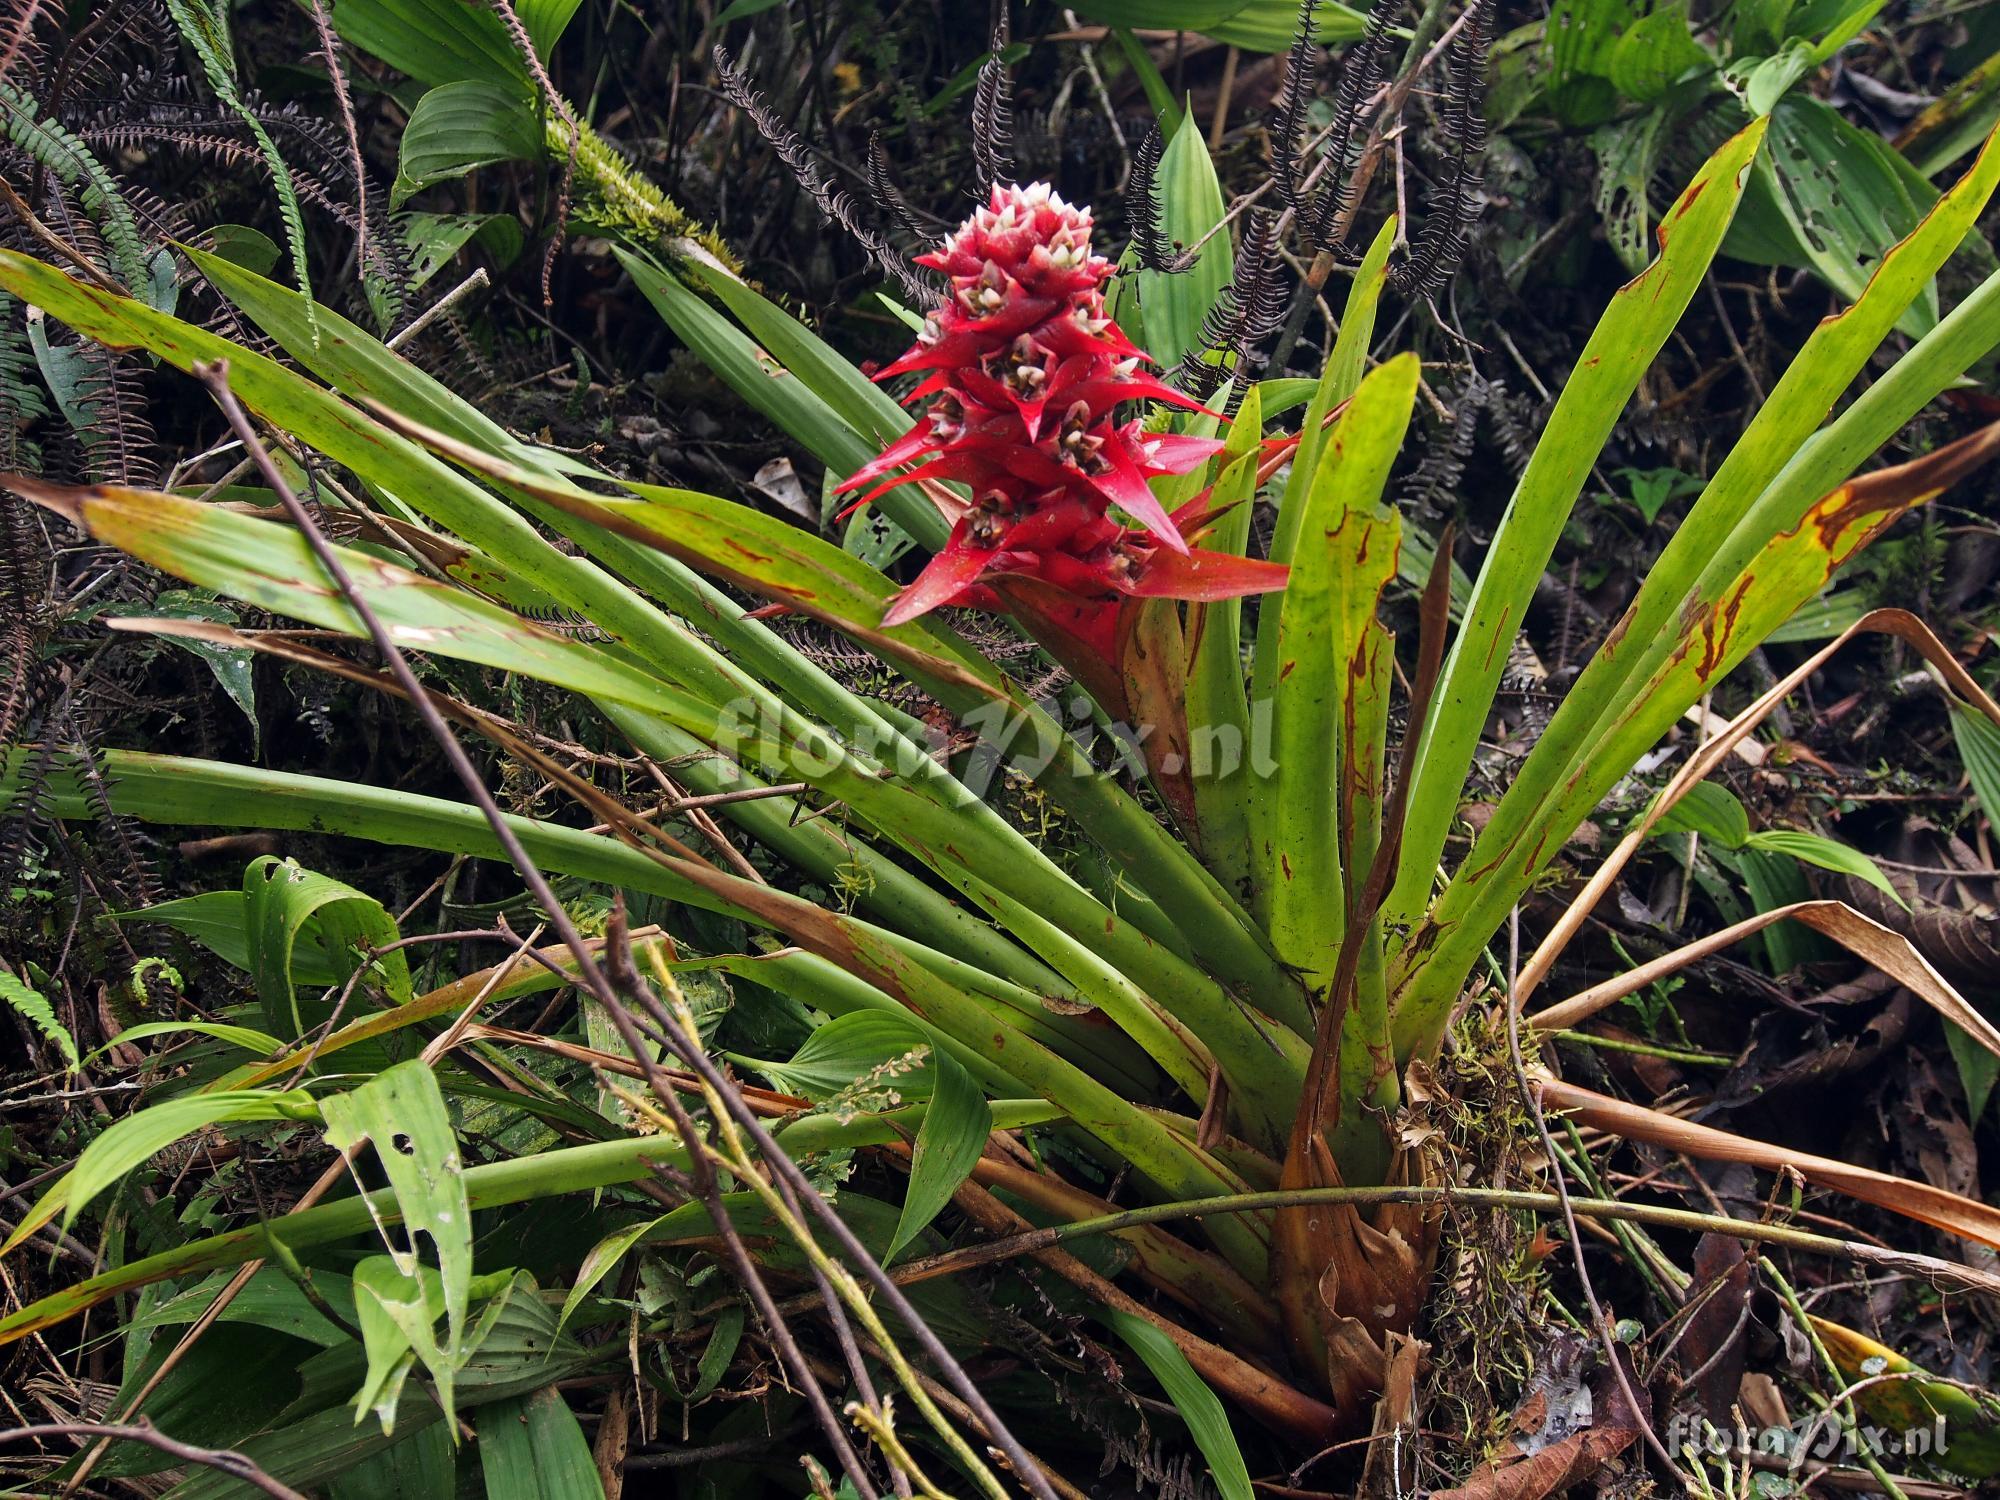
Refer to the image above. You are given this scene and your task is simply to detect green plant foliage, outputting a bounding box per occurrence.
[1105,1310,1256,1500]
[0,968,77,1072]
[10,73,2000,1491]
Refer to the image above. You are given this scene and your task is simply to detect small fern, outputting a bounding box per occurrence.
[0,81,149,287]
[160,0,315,328]
[0,968,78,1073]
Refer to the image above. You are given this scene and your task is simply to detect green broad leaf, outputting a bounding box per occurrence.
[400,211,524,288]
[203,223,282,276]
[477,1388,603,1500]
[1654,781,1752,847]
[99,589,258,746]
[1734,845,1828,972]
[558,1217,666,1334]
[516,0,583,57]
[328,1419,455,1500]
[320,1061,473,1410]
[83,1020,284,1067]
[93,1322,313,1481]
[163,1404,446,1500]
[1765,585,1870,643]
[1104,1311,1255,1500]
[652,1305,745,1403]
[1731,40,1817,116]
[887,1049,991,1262]
[5,1088,318,1253]
[1734,0,1795,53]
[1952,697,2000,830]
[1201,0,1370,48]
[1741,829,1905,905]
[1592,108,1674,275]
[738,1011,941,1102]
[0,969,77,1073]
[395,82,542,206]
[126,1265,358,1348]
[1071,0,1368,47]
[330,0,528,90]
[1135,110,1233,366]
[1730,96,1938,336]
[1546,0,1641,125]
[1608,2,1711,102]
[352,1255,451,1431]
[244,855,411,1040]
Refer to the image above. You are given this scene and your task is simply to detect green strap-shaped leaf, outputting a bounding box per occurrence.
[1256,354,1418,963]
[84,1021,283,1067]
[8,747,1272,1280]
[1397,323,2000,1045]
[1103,1311,1255,1500]
[1407,125,2000,1023]
[1384,121,1767,941]
[1247,219,1398,869]
[1184,385,1265,897]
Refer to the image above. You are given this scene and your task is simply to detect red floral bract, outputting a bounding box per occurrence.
[836,182,1288,628]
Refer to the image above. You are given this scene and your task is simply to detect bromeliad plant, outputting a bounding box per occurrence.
[11,108,2000,1481]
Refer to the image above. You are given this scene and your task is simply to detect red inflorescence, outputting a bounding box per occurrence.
[836,182,1288,628]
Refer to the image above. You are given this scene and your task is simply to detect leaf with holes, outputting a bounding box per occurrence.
[320,1061,473,1410]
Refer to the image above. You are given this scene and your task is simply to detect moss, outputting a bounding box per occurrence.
[548,115,739,272]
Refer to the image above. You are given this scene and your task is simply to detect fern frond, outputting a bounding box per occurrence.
[0,80,150,287]
[0,0,56,88]
[1172,210,1286,398]
[0,968,78,1072]
[1390,0,1491,300]
[713,43,934,304]
[1307,0,1397,253]
[1269,0,1322,222]
[160,0,314,327]
[865,132,931,246]
[306,0,367,273]
[1126,123,1195,273]
[970,15,1015,192]
[66,727,159,908]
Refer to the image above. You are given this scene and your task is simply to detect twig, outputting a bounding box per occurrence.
[0,1421,309,1499]
[194,268,491,501]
